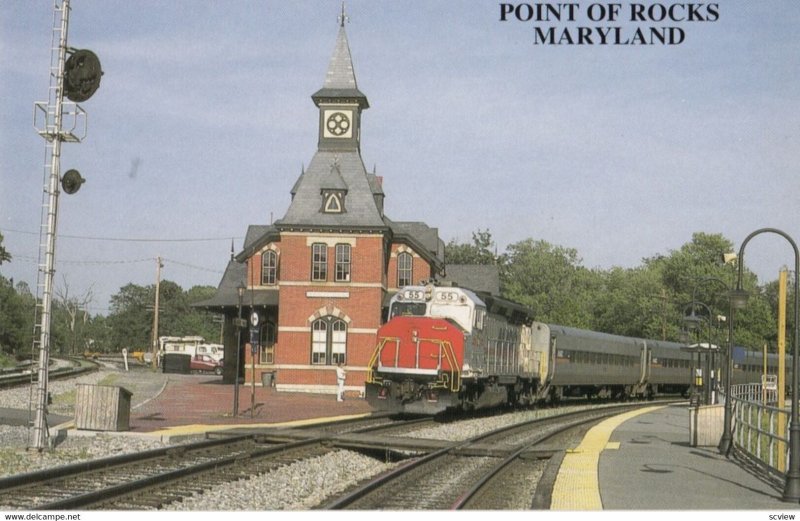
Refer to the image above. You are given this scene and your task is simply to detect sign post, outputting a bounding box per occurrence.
[249,312,260,418]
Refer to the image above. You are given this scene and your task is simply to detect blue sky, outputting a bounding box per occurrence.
[1,1,798,315]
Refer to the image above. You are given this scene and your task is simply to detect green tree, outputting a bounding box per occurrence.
[0,276,33,355]
[501,238,598,327]
[444,229,498,265]
[590,266,674,340]
[107,283,153,350]
[184,286,223,342]
[644,232,775,349]
[645,232,737,310]
[106,281,222,350]
[0,233,11,265]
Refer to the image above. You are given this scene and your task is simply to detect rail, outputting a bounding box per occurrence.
[729,384,788,476]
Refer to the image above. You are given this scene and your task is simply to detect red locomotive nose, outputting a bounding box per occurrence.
[374,316,464,373]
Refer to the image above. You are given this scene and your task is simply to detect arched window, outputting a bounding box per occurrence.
[259,321,277,364]
[397,252,413,288]
[261,250,277,286]
[311,316,347,365]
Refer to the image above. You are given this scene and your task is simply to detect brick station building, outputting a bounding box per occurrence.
[195,16,450,396]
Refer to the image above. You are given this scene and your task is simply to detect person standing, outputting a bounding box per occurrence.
[336,362,346,402]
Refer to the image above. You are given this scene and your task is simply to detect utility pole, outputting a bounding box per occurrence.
[151,256,163,370]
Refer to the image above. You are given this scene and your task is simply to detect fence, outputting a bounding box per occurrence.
[729,383,788,475]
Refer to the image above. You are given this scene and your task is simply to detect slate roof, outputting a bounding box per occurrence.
[275,150,385,229]
[311,24,368,108]
[191,260,279,310]
[236,224,279,262]
[385,218,445,270]
[441,264,501,295]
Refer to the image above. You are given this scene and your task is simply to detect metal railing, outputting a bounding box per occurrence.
[730,384,788,475]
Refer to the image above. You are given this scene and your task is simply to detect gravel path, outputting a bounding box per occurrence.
[0,363,171,477]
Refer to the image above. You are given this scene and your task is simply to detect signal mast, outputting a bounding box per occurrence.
[30,0,102,450]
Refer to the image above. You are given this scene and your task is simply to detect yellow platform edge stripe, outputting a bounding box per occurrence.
[550,405,665,511]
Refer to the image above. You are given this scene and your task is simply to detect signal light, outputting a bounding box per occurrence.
[61,169,85,194]
[63,49,103,102]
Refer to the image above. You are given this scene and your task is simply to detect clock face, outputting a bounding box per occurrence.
[323,110,353,138]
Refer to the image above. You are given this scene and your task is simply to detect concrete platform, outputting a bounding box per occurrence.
[550,403,798,510]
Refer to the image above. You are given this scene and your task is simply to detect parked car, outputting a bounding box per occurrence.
[190,354,223,375]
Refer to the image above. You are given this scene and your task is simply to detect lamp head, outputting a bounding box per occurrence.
[683,312,703,331]
[728,288,750,309]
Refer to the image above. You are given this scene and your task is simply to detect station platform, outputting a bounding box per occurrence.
[547,403,797,510]
[122,372,374,439]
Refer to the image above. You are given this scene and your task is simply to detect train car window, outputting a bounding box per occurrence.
[389,302,427,319]
[474,309,486,330]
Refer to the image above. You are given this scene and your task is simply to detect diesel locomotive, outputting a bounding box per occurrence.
[366,283,709,414]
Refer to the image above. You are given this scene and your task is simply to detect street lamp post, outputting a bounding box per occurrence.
[732,228,800,503]
[683,301,715,405]
[233,283,245,417]
[719,290,740,455]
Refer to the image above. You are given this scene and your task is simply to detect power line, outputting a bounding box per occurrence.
[161,257,225,274]
[15,255,153,266]
[13,255,224,274]
[1,227,244,243]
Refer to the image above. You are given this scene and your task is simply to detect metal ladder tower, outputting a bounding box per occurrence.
[30,0,88,451]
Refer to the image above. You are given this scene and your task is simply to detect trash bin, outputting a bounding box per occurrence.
[261,371,275,388]
[74,384,132,431]
[162,353,191,374]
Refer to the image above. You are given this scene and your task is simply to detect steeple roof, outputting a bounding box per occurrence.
[278,11,381,230]
[312,22,369,108]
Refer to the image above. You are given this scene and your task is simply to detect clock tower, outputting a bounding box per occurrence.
[195,5,446,398]
[312,11,368,152]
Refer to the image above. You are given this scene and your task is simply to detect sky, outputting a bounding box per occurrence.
[1,1,798,316]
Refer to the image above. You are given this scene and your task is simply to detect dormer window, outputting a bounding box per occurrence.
[322,190,346,213]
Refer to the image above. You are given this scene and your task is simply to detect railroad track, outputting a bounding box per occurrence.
[320,402,658,510]
[0,357,99,390]
[0,414,432,510]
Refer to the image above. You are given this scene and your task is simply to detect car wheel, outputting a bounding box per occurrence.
[215,367,222,376]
